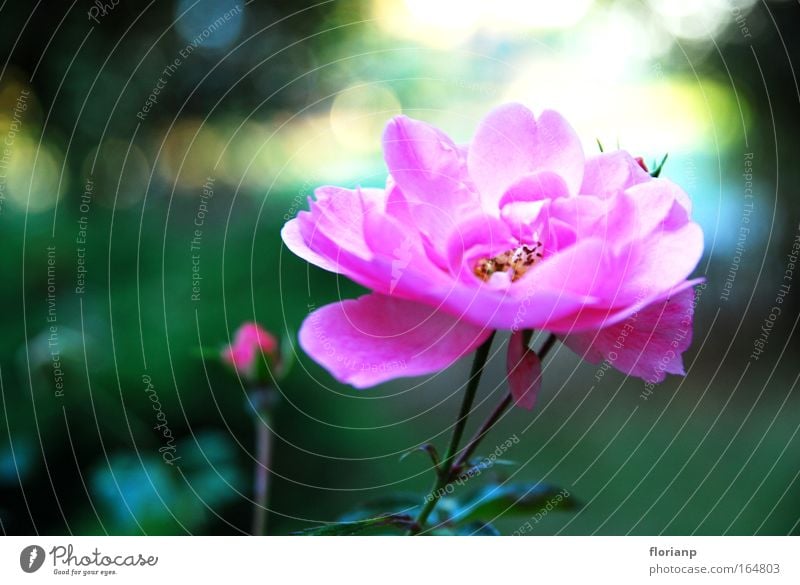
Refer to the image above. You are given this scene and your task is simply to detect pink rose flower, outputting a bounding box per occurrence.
[222,323,279,377]
[282,103,703,408]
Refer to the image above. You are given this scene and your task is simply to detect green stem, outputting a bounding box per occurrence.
[452,394,513,473]
[453,333,558,472]
[408,332,495,535]
[251,389,277,536]
[441,333,497,474]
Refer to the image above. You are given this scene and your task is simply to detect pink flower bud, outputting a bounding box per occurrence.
[222,323,278,376]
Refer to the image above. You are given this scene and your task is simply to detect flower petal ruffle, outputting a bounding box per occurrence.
[561,286,697,382]
[298,293,492,388]
[468,103,585,209]
[383,115,477,246]
[580,150,651,198]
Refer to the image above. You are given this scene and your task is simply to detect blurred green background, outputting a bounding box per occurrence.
[0,0,798,535]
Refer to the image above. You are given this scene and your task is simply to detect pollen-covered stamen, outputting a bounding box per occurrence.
[474,242,544,282]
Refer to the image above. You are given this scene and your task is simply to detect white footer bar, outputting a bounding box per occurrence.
[1,536,796,583]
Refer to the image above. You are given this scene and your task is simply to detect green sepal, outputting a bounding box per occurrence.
[650,153,668,177]
[400,443,441,471]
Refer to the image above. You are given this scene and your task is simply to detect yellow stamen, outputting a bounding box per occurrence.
[474,242,544,282]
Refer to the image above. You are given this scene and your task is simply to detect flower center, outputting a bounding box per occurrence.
[473,242,544,282]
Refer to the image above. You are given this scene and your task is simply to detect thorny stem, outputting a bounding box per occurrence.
[407,333,559,535]
[407,332,496,535]
[453,333,558,472]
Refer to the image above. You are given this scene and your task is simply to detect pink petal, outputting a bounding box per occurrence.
[506,331,542,410]
[285,185,433,294]
[468,103,584,209]
[580,150,651,198]
[299,186,375,262]
[540,183,703,309]
[611,221,705,304]
[236,323,278,354]
[624,178,692,231]
[547,193,610,246]
[498,171,571,207]
[498,171,569,242]
[516,237,612,299]
[298,294,492,388]
[445,213,516,282]
[384,175,415,225]
[280,217,340,273]
[383,116,477,243]
[543,278,703,334]
[282,186,381,285]
[223,345,255,370]
[561,286,698,382]
[361,211,442,295]
[574,188,688,257]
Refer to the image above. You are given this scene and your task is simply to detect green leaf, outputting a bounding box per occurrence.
[452,457,517,485]
[462,458,516,475]
[338,494,420,523]
[293,514,414,536]
[453,482,578,523]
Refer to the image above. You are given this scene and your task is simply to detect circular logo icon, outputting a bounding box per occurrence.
[20,545,45,573]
